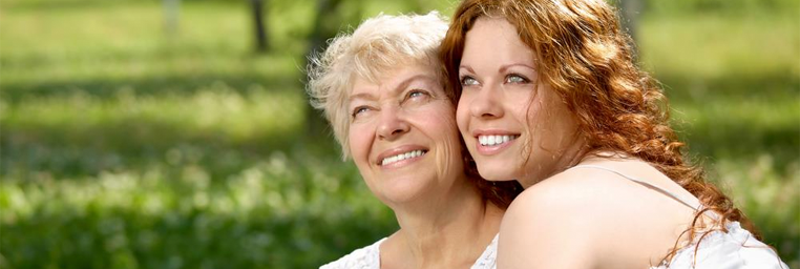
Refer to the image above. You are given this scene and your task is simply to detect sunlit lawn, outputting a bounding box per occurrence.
[0,0,798,268]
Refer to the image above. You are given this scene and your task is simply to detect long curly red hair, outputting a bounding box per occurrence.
[439,0,759,264]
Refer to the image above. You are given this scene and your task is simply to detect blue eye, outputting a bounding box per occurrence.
[352,106,370,118]
[460,76,479,87]
[401,89,431,106]
[404,90,431,102]
[408,90,425,98]
[505,74,529,84]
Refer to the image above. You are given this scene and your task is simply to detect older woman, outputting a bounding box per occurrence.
[307,12,520,268]
[440,0,788,268]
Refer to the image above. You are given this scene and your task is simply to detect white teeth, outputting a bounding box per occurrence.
[381,150,425,166]
[478,135,518,146]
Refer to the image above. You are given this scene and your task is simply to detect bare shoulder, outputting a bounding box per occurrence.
[498,169,625,268]
[498,163,699,268]
[498,165,691,268]
[503,166,635,232]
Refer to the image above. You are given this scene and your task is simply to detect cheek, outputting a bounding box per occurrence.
[419,101,460,141]
[511,95,536,135]
[348,125,372,164]
[416,102,464,176]
[526,97,547,122]
[526,89,574,146]
[455,95,471,135]
[552,103,579,141]
[517,88,549,150]
[432,116,464,178]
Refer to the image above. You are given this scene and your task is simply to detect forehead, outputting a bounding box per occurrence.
[350,63,440,95]
[462,17,535,65]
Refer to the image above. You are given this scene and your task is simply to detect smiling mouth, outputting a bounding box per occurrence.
[478,135,520,147]
[380,150,427,166]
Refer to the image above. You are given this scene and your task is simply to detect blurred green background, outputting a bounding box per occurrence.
[0,0,797,268]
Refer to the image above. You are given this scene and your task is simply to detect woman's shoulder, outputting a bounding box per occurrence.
[498,162,694,267]
[498,169,623,267]
[506,160,696,225]
[319,238,386,269]
[505,164,637,225]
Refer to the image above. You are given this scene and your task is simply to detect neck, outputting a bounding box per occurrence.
[386,176,503,268]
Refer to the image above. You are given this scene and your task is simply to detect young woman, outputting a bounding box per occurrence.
[307,12,520,268]
[440,0,788,268]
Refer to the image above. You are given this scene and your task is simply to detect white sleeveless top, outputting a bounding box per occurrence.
[319,234,499,269]
[572,165,788,269]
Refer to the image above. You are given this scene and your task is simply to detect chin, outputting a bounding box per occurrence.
[476,162,517,182]
[374,178,429,205]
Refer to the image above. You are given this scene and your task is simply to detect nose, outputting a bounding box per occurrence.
[469,84,504,119]
[376,106,410,140]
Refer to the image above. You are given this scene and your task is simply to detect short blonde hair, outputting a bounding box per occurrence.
[306,12,449,160]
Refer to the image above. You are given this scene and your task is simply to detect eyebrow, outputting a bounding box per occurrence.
[459,65,476,74]
[348,92,374,103]
[348,74,436,103]
[499,63,535,73]
[459,63,535,74]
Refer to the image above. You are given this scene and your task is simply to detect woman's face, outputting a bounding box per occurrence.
[348,63,466,205]
[456,17,580,187]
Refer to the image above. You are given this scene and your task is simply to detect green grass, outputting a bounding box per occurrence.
[0,153,398,268]
[1,0,798,268]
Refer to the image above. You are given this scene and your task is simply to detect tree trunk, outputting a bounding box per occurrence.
[304,0,344,136]
[308,0,343,58]
[251,0,268,53]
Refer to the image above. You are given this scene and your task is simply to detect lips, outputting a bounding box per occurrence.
[376,146,429,167]
[380,149,426,166]
[478,134,519,146]
[472,130,521,155]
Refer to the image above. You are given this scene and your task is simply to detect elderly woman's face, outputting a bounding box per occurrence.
[348,63,465,205]
[456,18,580,186]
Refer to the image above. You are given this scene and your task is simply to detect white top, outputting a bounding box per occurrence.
[652,221,788,269]
[319,234,499,269]
[572,165,788,269]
